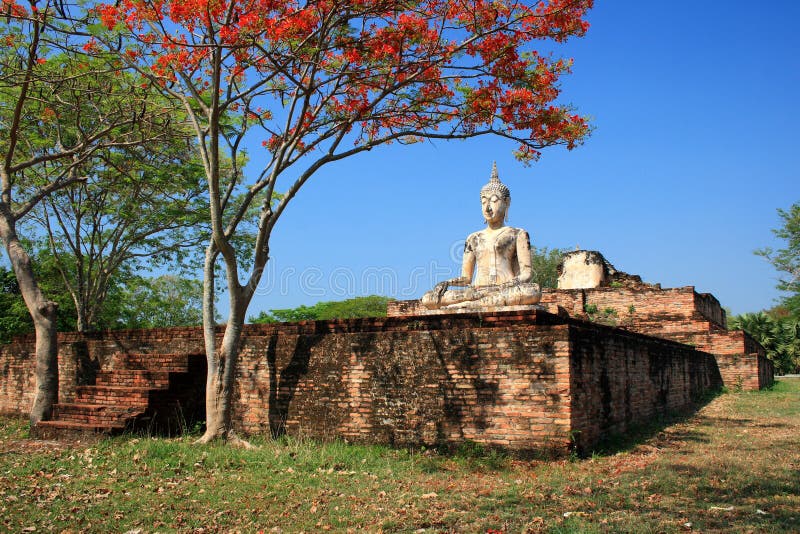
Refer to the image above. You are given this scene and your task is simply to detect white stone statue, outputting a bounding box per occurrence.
[421,163,542,310]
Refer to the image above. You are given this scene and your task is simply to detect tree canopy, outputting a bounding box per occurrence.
[23,116,207,332]
[0,260,206,340]
[732,201,800,375]
[250,295,390,323]
[530,246,566,289]
[729,312,799,376]
[757,202,800,317]
[112,275,205,329]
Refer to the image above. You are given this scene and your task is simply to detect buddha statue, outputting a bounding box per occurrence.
[421,163,542,310]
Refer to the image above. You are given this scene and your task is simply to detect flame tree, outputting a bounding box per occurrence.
[96,0,594,443]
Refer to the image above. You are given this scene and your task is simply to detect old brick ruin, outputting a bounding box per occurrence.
[0,282,773,455]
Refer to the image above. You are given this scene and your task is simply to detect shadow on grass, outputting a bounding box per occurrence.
[652,461,800,531]
[584,388,724,458]
[414,439,511,473]
[749,421,791,428]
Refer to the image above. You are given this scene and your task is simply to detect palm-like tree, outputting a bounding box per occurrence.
[730,312,800,375]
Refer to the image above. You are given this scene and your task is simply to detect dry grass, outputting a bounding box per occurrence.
[1,379,798,533]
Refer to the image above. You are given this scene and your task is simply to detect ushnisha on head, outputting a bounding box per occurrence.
[480,162,510,225]
[480,161,511,200]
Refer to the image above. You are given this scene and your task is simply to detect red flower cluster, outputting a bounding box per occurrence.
[1,0,28,18]
[93,0,593,162]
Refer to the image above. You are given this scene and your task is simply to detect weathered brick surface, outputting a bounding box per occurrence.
[567,323,721,451]
[540,286,725,328]
[3,310,723,454]
[233,312,720,453]
[539,286,772,390]
[390,286,771,391]
[96,369,171,388]
[232,320,574,452]
[0,341,36,416]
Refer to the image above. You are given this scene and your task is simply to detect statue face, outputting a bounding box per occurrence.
[481,193,508,224]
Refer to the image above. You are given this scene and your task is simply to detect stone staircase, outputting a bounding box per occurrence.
[32,352,206,440]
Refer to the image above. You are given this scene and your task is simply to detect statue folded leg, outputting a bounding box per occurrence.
[420,286,476,309]
[421,282,541,310]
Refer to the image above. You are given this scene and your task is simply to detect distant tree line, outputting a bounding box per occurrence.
[530,246,566,289]
[250,295,392,324]
[0,263,204,343]
[729,311,799,376]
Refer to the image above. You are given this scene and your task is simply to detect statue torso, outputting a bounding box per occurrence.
[466,226,523,287]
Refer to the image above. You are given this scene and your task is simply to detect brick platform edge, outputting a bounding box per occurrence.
[388,285,775,392]
[2,309,722,455]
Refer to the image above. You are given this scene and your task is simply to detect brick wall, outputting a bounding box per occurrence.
[0,341,36,417]
[389,286,771,391]
[0,310,722,454]
[539,286,772,390]
[541,286,725,327]
[567,322,722,451]
[230,314,574,452]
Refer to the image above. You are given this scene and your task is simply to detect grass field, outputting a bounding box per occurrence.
[1,379,798,533]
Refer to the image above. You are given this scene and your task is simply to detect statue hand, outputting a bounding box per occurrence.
[434,280,450,298]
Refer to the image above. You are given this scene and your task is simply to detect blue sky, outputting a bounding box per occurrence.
[248,1,799,318]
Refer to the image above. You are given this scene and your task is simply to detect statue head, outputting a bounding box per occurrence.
[480,162,510,225]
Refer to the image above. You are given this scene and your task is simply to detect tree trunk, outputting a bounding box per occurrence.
[195,245,248,444]
[76,302,87,333]
[199,312,245,443]
[195,243,257,448]
[29,302,58,426]
[0,206,59,425]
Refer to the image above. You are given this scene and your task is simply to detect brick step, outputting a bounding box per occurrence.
[118,352,192,372]
[96,369,171,388]
[37,351,206,441]
[31,419,126,441]
[51,403,142,425]
[629,318,721,334]
[75,385,152,407]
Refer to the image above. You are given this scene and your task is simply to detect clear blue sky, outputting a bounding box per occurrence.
[247,1,799,318]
